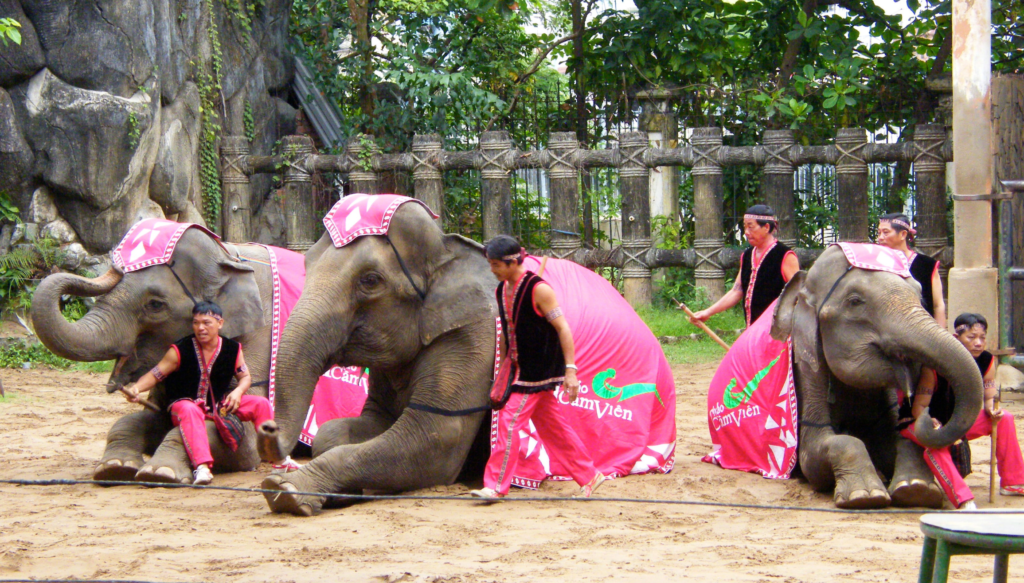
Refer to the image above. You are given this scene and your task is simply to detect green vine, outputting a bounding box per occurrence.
[244,99,255,142]
[195,0,225,230]
[126,111,141,148]
[357,135,376,172]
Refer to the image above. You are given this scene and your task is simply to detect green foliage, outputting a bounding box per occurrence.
[0,17,21,46]
[193,0,226,231]
[0,190,20,223]
[0,341,80,369]
[243,99,256,142]
[0,238,66,321]
[126,111,141,148]
[357,134,376,171]
[636,306,744,365]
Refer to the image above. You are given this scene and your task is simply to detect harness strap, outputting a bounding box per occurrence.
[250,380,269,387]
[406,402,490,417]
[385,235,428,300]
[165,261,198,306]
[816,265,854,320]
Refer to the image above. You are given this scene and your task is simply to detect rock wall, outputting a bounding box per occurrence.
[0,0,297,267]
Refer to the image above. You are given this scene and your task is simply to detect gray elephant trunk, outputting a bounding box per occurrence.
[30,269,130,361]
[262,296,347,458]
[890,308,983,449]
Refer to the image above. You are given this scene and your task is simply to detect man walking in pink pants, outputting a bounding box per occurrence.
[471,236,605,501]
[123,301,274,485]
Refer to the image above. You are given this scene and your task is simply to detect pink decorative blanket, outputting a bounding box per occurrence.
[112,219,221,272]
[496,256,677,488]
[703,299,798,479]
[323,193,438,248]
[834,242,912,277]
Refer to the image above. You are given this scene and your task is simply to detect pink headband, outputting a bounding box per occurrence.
[881,218,917,235]
[744,214,776,222]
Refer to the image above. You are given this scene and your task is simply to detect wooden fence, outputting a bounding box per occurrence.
[220,124,953,306]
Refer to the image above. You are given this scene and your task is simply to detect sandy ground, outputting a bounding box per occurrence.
[1,364,1023,583]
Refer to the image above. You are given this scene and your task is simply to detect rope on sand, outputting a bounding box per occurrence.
[2,478,1022,516]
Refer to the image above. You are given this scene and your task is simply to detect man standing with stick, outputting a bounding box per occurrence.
[686,204,800,328]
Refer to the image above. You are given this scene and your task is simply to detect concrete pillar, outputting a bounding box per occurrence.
[220,136,251,243]
[619,131,652,307]
[692,127,725,301]
[346,134,380,194]
[760,130,797,247]
[282,135,316,252]
[835,128,870,242]
[412,133,444,225]
[548,132,581,260]
[479,131,513,240]
[948,0,999,346]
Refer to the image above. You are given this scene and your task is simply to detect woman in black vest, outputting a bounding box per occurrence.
[898,313,1024,509]
[123,301,273,485]
[876,213,946,328]
[688,204,800,327]
[471,236,605,501]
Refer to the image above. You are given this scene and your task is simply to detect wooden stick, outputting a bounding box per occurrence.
[118,387,162,413]
[990,390,1001,503]
[675,300,731,351]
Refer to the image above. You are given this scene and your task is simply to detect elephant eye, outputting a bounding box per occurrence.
[359,272,383,289]
[146,299,165,311]
[847,296,865,307]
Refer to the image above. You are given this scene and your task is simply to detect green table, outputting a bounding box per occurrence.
[919,511,1024,583]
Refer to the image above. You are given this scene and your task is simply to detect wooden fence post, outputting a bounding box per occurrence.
[913,124,949,266]
[220,136,251,242]
[282,135,316,252]
[346,134,380,194]
[412,133,444,223]
[761,130,797,247]
[619,131,652,307]
[836,128,870,242]
[548,131,581,259]
[692,127,725,301]
[480,130,513,240]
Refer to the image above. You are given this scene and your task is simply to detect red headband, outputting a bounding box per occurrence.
[881,218,917,235]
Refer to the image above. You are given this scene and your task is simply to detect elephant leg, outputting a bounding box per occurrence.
[262,411,482,516]
[889,437,944,508]
[137,420,261,483]
[311,408,393,457]
[802,428,891,509]
[95,410,171,482]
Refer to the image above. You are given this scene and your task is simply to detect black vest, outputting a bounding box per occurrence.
[164,335,240,410]
[497,271,565,393]
[740,242,791,325]
[899,351,992,428]
[909,253,938,316]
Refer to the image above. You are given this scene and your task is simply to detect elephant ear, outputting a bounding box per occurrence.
[419,234,496,346]
[207,259,266,339]
[771,270,807,341]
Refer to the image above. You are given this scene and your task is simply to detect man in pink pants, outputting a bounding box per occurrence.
[123,301,274,485]
[899,312,1024,509]
[471,236,604,501]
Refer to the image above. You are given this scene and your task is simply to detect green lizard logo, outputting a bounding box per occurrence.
[591,368,664,407]
[723,353,782,409]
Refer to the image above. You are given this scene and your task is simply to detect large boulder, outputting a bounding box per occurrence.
[21,0,158,98]
[0,87,33,196]
[13,69,160,251]
[0,0,46,87]
[149,82,200,214]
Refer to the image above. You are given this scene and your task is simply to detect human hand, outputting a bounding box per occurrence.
[932,418,942,430]
[122,385,140,403]
[563,370,580,403]
[221,390,243,415]
[688,309,711,325]
[987,407,1004,420]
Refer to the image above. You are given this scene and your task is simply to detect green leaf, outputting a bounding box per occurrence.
[823,95,838,108]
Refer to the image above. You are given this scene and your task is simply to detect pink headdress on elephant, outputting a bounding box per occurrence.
[323,193,438,248]
[111,219,221,273]
[833,242,912,277]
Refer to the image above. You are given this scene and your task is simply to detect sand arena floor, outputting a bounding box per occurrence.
[1,364,1022,582]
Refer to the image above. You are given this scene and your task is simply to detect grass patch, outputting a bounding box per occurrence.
[637,307,745,366]
[0,341,113,372]
[73,360,116,374]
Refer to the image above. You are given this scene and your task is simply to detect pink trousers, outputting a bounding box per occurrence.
[483,390,599,496]
[170,395,273,469]
[901,410,1024,507]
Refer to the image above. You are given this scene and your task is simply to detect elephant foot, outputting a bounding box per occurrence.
[93,459,141,483]
[835,488,891,509]
[890,479,944,509]
[261,474,324,516]
[135,465,189,486]
[257,421,286,463]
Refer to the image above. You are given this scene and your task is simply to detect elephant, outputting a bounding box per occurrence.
[31,228,275,484]
[256,200,497,516]
[770,245,983,509]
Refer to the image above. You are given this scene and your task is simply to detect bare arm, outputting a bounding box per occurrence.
[931,267,946,329]
[912,367,937,423]
[983,357,1002,418]
[123,347,179,402]
[533,282,580,402]
[781,251,800,283]
[222,347,252,414]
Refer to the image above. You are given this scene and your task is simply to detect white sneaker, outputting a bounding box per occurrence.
[271,456,302,474]
[192,466,213,485]
[470,488,503,503]
[957,500,977,511]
